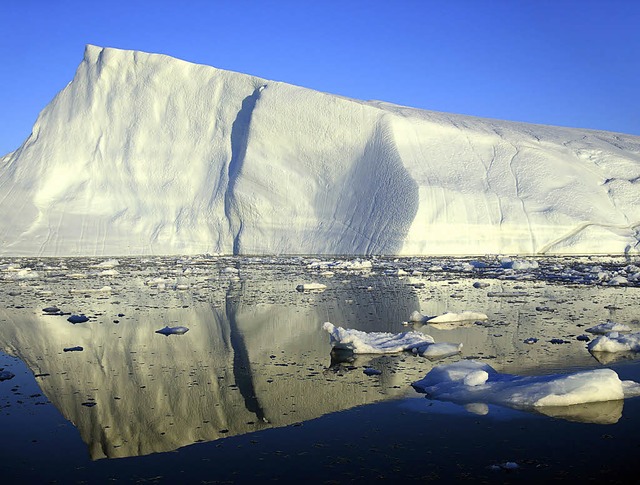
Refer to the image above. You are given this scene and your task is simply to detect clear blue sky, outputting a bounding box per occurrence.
[1,0,639,155]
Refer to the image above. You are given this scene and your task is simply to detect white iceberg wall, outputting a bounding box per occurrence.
[1,45,639,256]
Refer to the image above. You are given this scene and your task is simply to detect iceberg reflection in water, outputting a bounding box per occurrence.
[1,256,640,461]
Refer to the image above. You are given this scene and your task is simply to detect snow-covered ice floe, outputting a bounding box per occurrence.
[588,332,640,353]
[412,360,640,413]
[323,322,461,358]
[427,311,488,323]
[586,321,631,334]
[323,322,433,354]
[407,310,488,325]
[413,342,463,359]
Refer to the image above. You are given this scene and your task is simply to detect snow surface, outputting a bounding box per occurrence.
[323,322,433,353]
[412,360,640,410]
[588,332,640,353]
[1,45,640,256]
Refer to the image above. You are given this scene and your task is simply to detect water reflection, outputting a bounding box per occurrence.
[0,257,639,459]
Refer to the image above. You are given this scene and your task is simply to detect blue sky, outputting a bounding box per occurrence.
[1,0,639,155]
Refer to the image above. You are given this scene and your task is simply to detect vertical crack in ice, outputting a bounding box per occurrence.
[225,284,268,423]
[505,139,536,252]
[225,84,266,255]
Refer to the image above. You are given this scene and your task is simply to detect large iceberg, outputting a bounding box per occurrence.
[1,45,639,256]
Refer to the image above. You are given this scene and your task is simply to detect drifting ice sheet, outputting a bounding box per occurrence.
[412,360,640,409]
[322,322,433,354]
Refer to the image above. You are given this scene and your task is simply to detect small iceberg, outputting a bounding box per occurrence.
[155,325,190,336]
[586,321,631,334]
[426,311,488,323]
[588,332,640,353]
[296,283,327,292]
[413,342,463,359]
[412,360,640,416]
[322,322,433,354]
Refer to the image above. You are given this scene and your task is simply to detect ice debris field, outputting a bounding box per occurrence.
[0,45,639,257]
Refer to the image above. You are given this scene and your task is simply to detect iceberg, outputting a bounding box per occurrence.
[412,360,640,411]
[322,322,433,354]
[0,45,639,257]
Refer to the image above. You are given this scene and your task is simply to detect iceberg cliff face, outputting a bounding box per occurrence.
[0,45,639,256]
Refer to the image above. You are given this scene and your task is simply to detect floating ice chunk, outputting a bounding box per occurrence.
[95,259,119,268]
[408,310,427,323]
[414,342,463,359]
[588,332,640,353]
[412,360,640,411]
[4,268,39,280]
[363,367,382,376]
[296,283,326,292]
[67,314,90,324]
[607,275,628,286]
[322,322,433,354]
[463,370,489,386]
[155,325,190,336]
[500,258,539,270]
[69,286,112,294]
[473,281,490,288]
[586,321,631,334]
[426,311,488,323]
[333,259,372,271]
[100,269,119,276]
[0,370,15,381]
[63,346,84,352]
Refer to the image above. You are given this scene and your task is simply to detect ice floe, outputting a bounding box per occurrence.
[426,311,488,323]
[412,360,640,411]
[588,332,640,353]
[323,322,433,354]
[296,283,327,292]
[406,310,488,325]
[586,321,631,334]
[413,342,463,359]
[155,325,190,336]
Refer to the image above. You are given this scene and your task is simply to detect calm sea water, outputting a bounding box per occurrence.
[1,256,638,482]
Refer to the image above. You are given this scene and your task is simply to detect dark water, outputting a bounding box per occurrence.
[0,255,639,482]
